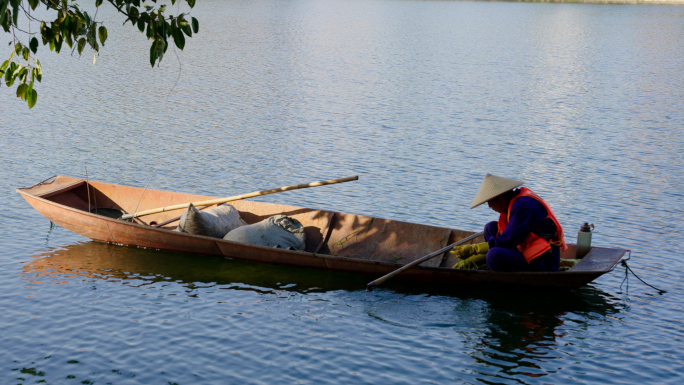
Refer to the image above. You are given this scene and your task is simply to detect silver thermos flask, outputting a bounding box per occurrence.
[576,223,594,259]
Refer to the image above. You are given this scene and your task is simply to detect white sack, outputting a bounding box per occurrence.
[223,214,306,251]
[177,203,246,238]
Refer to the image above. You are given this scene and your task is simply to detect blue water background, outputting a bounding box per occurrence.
[1,1,683,384]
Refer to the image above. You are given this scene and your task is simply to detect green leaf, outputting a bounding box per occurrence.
[137,19,145,33]
[4,62,14,85]
[30,37,38,53]
[27,89,37,108]
[191,17,199,34]
[40,22,50,44]
[35,60,42,82]
[22,46,29,60]
[5,66,15,86]
[146,21,153,39]
[1,10,9,33]
[87,27,99,52]
[149,40,157,66]
[95,0,102,6]
[181,22,192,37]
[27,0,38,10]
[51,25,61,45]
[88,24,96,42]
[54,35,63,53]
[0,59,8,72]
[11,0,17,25]
[173,27,185,50]
[98,26,107,46]
[77,38,85,55]
[187,0,195,8]
[0,0,9,16]
[16,65,26,81]
[73,17,82,36]
[16,83,27,99]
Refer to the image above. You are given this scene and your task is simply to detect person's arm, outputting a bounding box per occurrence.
[488,197,548,249]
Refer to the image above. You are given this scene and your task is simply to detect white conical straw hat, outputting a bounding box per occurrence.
[470,174,524,209]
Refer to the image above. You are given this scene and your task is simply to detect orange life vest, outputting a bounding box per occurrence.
[497,188,568,263]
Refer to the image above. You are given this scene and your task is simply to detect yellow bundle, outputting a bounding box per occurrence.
[451,242,489,270]
[560,258,580,271]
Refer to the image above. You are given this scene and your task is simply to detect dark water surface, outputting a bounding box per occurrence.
[1,1,683,384]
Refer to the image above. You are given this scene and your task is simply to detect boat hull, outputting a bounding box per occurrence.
[17,176,628,290]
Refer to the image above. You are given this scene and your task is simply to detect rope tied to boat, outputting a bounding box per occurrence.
[619,251,667,294]
[25,175,57,189]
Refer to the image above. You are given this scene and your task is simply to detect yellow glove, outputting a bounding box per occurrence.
[450,242,489,260]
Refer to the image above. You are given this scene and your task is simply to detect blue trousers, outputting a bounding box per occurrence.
[483,221,560,272]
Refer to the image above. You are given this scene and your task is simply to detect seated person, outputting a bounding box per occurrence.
[469,174,567,272]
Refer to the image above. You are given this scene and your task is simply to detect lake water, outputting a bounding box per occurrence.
[1,0,683,383]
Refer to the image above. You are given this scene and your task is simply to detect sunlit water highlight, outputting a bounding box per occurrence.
[1,1,683,384]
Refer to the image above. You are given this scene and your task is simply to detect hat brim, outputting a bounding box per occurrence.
[470,174,524,209]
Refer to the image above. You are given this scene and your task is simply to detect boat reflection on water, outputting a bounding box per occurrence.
[24,241,623,381]
[454,287,622,380]
[23,241,372,294]
[23,242,627,308]
[361,276,622,381]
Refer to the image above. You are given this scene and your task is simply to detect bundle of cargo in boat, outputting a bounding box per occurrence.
[176,203,306,251]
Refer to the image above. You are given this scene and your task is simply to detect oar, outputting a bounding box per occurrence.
[366,231,484,290]
[120,175,359,220]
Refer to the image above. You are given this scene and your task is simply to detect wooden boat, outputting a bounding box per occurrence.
[16,175,628,290]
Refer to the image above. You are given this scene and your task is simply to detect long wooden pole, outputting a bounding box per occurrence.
[366,231,484,290]
[120,175,359,220]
